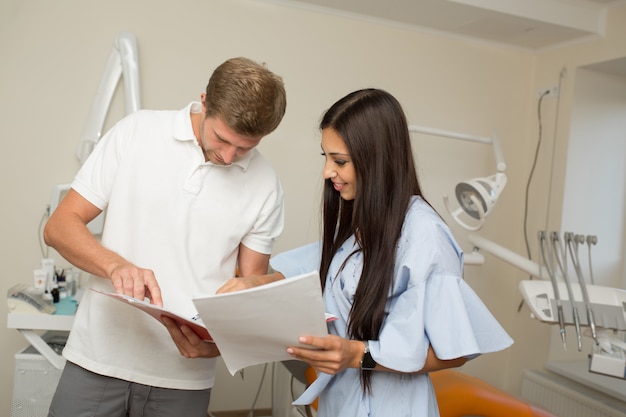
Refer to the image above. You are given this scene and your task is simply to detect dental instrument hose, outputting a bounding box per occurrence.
[567,234,598,345]
[539,231,566,349]
[551,232,582,351]
[586,235,597,285]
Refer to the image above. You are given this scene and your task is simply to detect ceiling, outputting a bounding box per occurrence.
[265,0,625,50]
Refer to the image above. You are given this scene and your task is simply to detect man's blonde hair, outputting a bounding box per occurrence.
[205,57,287,137]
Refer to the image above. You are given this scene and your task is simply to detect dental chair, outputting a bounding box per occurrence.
[431,369,557,417]
[304,367,558,417]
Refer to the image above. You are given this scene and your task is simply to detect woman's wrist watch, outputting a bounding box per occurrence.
[360,341,377,370]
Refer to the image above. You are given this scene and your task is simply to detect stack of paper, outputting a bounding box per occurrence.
[192,271,327,374]
[94,271,328,375]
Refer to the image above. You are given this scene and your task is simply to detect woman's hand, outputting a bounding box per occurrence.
[286,335,364,375]
[288,337,469,376]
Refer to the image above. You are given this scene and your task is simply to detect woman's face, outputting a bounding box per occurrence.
[321,128,356,201]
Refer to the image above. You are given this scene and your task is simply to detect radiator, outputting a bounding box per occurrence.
[522,369,626,417]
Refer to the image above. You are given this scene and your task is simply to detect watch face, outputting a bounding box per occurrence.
[361,351,377,370]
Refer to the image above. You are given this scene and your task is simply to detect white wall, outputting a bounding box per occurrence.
[1,0,626,414]
[562,67,626,289]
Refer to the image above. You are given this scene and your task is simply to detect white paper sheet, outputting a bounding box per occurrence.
[192,270,327,375]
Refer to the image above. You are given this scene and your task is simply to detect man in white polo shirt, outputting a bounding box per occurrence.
[44,57,287,417]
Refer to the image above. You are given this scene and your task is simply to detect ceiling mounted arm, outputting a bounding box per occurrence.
[76,32,141,165]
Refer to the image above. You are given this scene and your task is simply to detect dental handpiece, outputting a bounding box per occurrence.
[553,232,582,351]
[539,231,566,349]
[568,234,598,345]
[586,235,597,285]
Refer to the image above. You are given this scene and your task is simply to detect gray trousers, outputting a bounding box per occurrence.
[48,361,211,417]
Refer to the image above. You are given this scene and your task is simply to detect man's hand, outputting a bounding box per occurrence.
[216,275,266,294]
[216,272,285,294]
[161,316,221,358]
[43,189,167,305]
[109,263,163,307]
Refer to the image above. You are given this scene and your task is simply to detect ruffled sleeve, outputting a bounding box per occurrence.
[425,274,513,359]
[368,197,513,371]
[270,241,321,278]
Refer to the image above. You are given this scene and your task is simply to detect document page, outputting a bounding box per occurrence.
[192,270,327,375]
[91,289,213,341]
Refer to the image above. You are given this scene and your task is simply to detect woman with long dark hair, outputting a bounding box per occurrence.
[279,88,512,416]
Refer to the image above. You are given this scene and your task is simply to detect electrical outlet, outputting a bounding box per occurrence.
[537,86,559,99]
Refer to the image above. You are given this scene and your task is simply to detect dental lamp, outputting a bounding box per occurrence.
[408,125,507,231]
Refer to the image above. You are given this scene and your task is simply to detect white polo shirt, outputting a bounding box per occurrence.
[63,102,284,389]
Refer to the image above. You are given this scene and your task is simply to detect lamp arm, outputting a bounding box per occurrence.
[489,132,507,173]
[116,32,141,115]
[408,125,506,173]
[408,125,492,144]
[76,48,122,164]
[467,234,545,279]
[76,32,141,165]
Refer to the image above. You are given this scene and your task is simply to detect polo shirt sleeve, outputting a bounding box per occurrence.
[71,116,132,210]
[240,173,285,255]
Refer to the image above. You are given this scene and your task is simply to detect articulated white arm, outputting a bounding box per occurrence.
[76,32,141,165]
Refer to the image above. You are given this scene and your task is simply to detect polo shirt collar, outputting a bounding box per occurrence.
[173,101,254,170]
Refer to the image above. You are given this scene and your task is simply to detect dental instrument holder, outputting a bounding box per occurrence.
[523,230,626,379]
[590,349,625,379]
[519,279,626,380]
[590,329,626,379]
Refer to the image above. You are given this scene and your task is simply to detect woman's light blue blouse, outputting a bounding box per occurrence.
[270,196,513,417]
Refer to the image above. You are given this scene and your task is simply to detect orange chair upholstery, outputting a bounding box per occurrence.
[305,367,556,417]
[431,369,557,417]
[304,366,319,411]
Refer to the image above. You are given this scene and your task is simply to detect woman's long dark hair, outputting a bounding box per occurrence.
[319,89,426,390]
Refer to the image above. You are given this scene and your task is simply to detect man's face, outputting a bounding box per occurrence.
[198,97,262,165]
